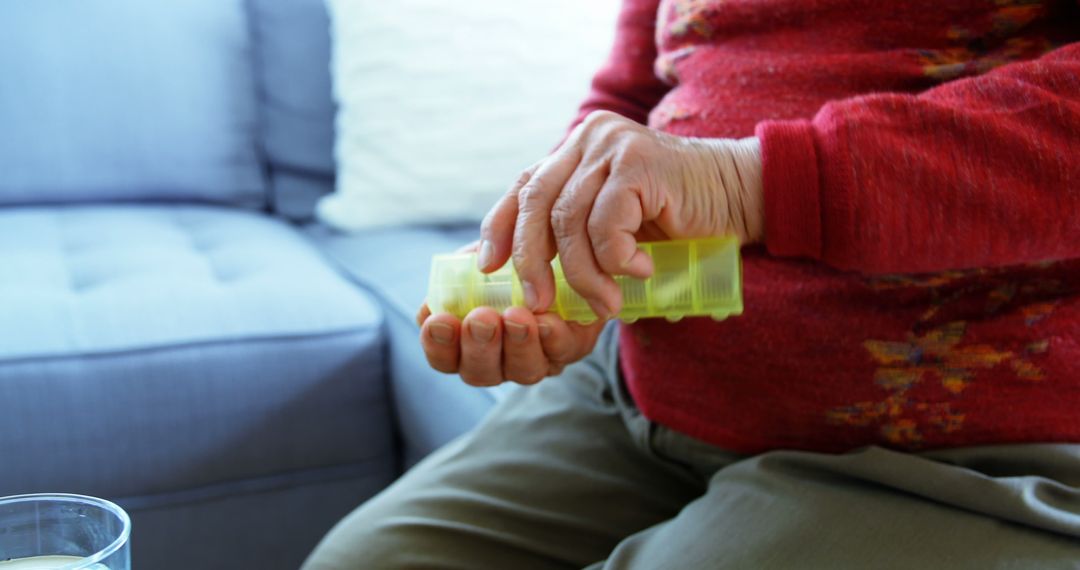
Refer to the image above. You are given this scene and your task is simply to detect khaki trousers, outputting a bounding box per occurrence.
[304,327,1080,569]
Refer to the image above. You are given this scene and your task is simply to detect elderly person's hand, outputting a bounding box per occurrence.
[482,110,763,318]
[416,240,606,387]
[418,110,762,386]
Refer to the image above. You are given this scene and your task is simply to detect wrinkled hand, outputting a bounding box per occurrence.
[417,111,762,387]
[479,110,763,318]
[417,242,605,387]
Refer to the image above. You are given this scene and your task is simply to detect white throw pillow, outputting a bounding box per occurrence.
[319,0,620,231]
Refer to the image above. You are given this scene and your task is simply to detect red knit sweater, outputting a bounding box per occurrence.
[571,0,1080,453]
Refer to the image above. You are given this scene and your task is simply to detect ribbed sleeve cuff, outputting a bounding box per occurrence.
[755,119,823,260]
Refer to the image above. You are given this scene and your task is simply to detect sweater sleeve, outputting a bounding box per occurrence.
[756,41,1080,275]
[568,0,670,130]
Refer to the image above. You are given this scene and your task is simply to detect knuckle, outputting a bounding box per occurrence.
[508,364,546,385]
[559,262,594,292]
[434,363,458,375]
[611,140,643,165]
[426,355,457,374]
[513,168,534,190]
[589,237,621,274]
[459,370,494,387]
[544,344,575,367]
[549,210,570,237]
[510,240,531,271]
[517,182,548,213]
[577,112,624,145]
[586,215,608,242]
[518,373,545,385]
[517,184,538,207]
[550,200,580,237]
[588,119,626,147]
[545,359,571,377]
[583,110,615,128]
[621,132,645,149]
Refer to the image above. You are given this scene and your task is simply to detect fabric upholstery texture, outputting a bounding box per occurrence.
[1,204,374,361]
[0,331,389,498]
[307,224,512,465]
[128,473,390,570]
[0,204,394,570]
[0,0,265,207]
[247,0,337,220]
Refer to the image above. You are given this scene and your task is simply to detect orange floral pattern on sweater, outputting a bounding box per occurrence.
[918,0,1057,80]
[826,267,1064,446]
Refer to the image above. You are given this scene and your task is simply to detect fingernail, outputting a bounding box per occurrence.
[429,322,454,345]
[469,321,496,343]
[538,322,552,339]
[504,320,528,342]
[477,240,494,270]
[523,281,539,310]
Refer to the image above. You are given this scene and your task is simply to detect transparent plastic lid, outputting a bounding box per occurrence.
[427,236,743,323]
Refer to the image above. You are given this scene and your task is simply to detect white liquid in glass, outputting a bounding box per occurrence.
[0,557,107,569]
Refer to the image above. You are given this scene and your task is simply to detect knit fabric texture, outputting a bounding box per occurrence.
[571,0,1080,453]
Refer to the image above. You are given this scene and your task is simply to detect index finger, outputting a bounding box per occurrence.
[477,162,541,273]
[512,149,581,312]
[416,303,432,327]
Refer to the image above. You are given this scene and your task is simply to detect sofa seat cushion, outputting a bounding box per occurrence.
[0,204,392,503]
[2,204,375,359]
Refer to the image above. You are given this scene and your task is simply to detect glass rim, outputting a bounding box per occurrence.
[0,493,131,569]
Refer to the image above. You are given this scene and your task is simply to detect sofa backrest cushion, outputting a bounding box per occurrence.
[248,0,337,221]
[0,0,266,207]
[316,0,619,231]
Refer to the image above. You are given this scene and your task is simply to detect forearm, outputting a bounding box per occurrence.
[758,42,1080,274]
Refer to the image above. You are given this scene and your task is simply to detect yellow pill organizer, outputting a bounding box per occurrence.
[426,236,743,323]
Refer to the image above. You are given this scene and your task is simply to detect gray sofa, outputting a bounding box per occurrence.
[0,1,501,568]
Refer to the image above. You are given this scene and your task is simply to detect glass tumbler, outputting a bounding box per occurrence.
[0,494,130,569]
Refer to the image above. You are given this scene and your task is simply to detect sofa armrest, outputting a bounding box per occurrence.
[305,223,515,467]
